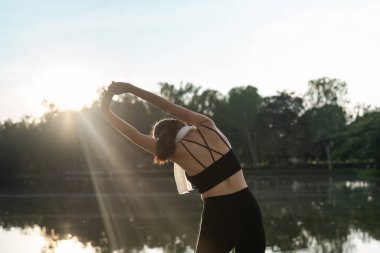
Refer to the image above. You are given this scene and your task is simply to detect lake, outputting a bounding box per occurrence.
[0,171,379,253]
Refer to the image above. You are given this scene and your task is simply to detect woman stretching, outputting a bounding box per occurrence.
[101,82,266,253]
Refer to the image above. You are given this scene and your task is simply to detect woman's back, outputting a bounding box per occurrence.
[172,121,248,199]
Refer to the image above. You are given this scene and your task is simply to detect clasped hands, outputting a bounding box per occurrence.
[101,81,133,112]
[106,81,133,95]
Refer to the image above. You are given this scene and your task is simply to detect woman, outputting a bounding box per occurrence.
[101,82,266,253]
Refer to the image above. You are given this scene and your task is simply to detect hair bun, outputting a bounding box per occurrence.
[156,129,176,163]
[152,118,185,165]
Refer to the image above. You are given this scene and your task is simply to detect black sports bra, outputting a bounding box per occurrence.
[180,124,241,194]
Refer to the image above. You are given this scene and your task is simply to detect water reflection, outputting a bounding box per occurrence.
[344,181,369,190]
[0,174,379,252]
[0,226,97,253]
[1,225,379,253]
[0,225,193,253]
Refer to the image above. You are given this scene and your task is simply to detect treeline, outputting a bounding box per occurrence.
[0,77,379,192]
[156,77,379,169]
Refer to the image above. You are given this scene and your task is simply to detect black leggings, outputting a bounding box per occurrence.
[196,187,266,253]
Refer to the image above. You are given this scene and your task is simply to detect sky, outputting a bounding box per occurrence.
[1,0,380,121]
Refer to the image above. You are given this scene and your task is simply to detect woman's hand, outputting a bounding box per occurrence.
[101,90,114,113]
[107,81,134,95]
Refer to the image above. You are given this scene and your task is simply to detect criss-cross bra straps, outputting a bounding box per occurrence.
[180,124,230,168]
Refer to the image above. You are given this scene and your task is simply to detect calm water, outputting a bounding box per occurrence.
[0,172,379,253]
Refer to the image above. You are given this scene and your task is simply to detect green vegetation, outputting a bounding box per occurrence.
[0,77,379,193]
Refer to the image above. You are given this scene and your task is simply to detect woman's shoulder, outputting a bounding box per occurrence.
[196,119,216,129]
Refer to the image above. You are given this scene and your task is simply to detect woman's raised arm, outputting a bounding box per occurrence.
[101,90,157,155]
[108,82,213,126]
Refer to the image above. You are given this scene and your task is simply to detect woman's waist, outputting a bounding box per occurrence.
[200,170,248,200]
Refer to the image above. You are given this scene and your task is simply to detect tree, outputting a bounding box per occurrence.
[299,105,346,167]
[332,111,380,169]
[304,77,348,109]
[256,91,304,168]
[158,82,224,117]
[225,86,262,167]
[159,82,201,109]
[302,77,349,168]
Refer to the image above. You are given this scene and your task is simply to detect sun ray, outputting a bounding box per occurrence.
[77,113,148,250]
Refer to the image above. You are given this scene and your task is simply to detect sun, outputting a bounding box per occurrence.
[36,63,101,111]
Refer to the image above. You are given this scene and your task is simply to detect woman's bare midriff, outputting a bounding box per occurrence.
[200,170,248,200]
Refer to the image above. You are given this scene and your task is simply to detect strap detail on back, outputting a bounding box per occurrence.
[181,139,225,156]
[196,127,215,162]
[198,124,230,148]
[179,124,232,171]
[180,142,207,168]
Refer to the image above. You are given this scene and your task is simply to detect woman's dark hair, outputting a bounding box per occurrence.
[152,118,185,165]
